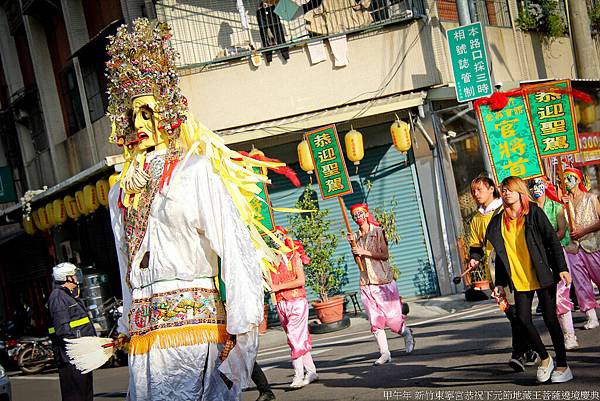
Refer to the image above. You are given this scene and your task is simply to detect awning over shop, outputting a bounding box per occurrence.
[218,91,427,145]
[0,155,124,223]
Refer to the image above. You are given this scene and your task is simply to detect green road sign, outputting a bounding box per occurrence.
[476,95,544,183]
[305,124,353,200]
[524,80,580,158]
[447,22,493,103]
[0,166,16,203]
[250,166,275,232]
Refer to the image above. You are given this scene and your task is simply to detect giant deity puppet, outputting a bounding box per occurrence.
[102,19,283,400]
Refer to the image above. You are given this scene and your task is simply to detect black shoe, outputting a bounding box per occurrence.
[524,350,540,366]
[535,305,542,315]
[509,355,525,372]
[256,390,276,401]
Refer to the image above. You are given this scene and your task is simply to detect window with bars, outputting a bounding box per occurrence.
[438,0,512,27]
[155,0,424,68]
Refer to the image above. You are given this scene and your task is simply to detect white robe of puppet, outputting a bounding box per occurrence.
[109,154,263,401]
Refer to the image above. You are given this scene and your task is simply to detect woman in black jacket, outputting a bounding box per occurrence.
[486,176,572,383]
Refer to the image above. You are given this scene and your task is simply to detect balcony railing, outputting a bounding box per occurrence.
[155,0,425,68]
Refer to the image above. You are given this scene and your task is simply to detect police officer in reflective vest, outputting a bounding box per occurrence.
[47,263,96,401]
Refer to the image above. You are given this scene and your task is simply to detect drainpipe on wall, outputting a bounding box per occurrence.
[73,57,99,164]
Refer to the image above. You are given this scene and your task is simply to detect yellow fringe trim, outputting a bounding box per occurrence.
[129,324,228,356]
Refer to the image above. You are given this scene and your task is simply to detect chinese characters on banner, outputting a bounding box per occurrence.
[447,22,493,103]
[523,80,580,157]
[250,166,275,232]
[476,95,544,183]
[305,125,353,200]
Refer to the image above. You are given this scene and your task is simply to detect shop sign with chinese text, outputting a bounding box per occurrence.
[524,80,579,157]
[476,95,544,183]
[250,166,275,232]
[574,132,600,166]
[305,125,353,200]
[447,22,493,103]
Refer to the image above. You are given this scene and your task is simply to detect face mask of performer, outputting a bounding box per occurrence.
[528,178,546,199]
[352,209,367,226]
[564,173,578,192]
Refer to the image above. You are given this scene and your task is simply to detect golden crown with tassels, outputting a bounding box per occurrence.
[106,18,187,147]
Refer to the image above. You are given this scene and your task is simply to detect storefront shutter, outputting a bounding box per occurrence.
[268,143,438,300]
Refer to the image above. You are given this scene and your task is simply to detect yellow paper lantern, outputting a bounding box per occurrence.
[108,172,120,188]
[32,209,43,231]
[248,147,268,175]
[581,103,596,126]
[45,203,55,227]
[22,217,36,235]
[52,199,67,225]
[36,207,51,230]
[83,184,99,213]
[64,195,81,220]
[391,118,412,153]
[96,179,110,206]
[575,103,581,124]
[75,190,88,215]
[344,128,364,166]
[297,140,314,174]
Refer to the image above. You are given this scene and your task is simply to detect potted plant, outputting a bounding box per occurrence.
[515,0,567,39]
[289,186,346,324]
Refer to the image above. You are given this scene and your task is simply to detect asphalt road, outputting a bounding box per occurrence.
[9,302,600,401]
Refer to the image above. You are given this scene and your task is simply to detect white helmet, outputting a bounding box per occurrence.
[52,262,77,282]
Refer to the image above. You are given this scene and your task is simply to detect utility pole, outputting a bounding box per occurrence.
[568,0,600,78]
[456,0,472,25]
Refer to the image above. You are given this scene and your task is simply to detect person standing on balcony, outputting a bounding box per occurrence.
[269,226,318,389]
[486,176,572,383]
[528,177,578,350]
[562,167,600,330]
[466,176,538,372]
[347,203,414,366]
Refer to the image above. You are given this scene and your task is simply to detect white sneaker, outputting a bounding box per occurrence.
[536,357,554,383]
[564,333,579,350]
[551,366,573,383]
[402,327,415,354]
[290,375,305,389]
[584,317,599,330]
[373,352,391,365]
[303,371,318,385]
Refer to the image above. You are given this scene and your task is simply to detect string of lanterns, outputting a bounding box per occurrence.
[21,173,119,235]
[297,116,413,173]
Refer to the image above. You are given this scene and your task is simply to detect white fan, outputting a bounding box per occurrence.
[65,337,116,374]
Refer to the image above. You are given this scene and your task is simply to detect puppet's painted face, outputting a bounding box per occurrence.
[528,178,546,199]
[127,95,165,150]
[565,173,579,192]
[352,209,367,226]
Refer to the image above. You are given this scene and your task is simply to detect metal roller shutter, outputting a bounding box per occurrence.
[268,143,438,299]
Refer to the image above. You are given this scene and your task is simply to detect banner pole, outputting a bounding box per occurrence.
[338,196,364,272]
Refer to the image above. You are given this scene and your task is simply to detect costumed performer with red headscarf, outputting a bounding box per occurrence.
[346,203,415,365]
[269,226,317,389]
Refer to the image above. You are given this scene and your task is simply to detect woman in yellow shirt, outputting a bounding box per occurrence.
[486,176,572,384]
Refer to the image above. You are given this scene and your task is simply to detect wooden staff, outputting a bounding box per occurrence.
[264,266,277,305]
[555,158,575,232]
[338,196,364,272]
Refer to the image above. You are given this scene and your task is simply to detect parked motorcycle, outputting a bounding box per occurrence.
[103,297,127,367]
[17,337,54,375]
[0,321,20,370]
